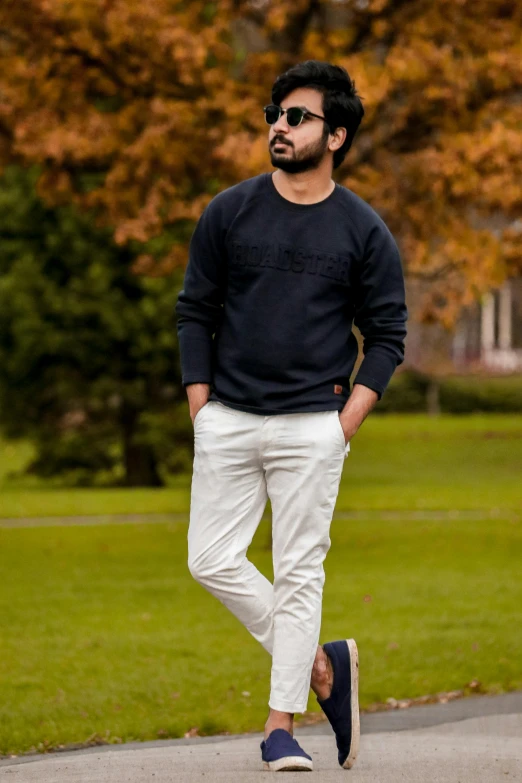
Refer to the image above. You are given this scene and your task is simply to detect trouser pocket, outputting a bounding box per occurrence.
[333,411,351,458]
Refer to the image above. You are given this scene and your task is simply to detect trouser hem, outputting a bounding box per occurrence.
[268,699,308,714]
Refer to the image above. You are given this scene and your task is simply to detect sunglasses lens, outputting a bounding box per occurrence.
[286,108,304,126]
[264,105,281,125]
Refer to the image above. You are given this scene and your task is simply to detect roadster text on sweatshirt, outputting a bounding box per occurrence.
[175,172,408,415]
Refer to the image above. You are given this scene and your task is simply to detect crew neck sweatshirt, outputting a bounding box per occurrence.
[175,172,408,415]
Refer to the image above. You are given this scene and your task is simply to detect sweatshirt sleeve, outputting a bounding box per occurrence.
[352,225,408,399]
[174,199,227,387]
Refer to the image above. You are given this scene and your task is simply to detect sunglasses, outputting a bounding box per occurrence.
[263,103,328,128]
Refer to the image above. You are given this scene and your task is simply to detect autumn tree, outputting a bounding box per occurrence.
[1,0,521,325]
[0,0,253,271]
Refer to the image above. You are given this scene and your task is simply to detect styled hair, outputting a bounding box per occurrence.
[271,60,365,169]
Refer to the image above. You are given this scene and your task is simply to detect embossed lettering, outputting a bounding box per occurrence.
[306,252,318,274]
[292,249,306,273]
[231,242,247,266]
[338,257,350,284]
[248,245,261,266]
[276,246,293,270]
[261,245,276,268]
[229,241,351,286]
[323,253,338,279]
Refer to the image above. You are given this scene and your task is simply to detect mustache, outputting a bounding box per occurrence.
[271,137,293,148]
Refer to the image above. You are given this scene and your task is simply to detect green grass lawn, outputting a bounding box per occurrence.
[0,414,521,757]
[1,516,521,757]
[1,414,522,517]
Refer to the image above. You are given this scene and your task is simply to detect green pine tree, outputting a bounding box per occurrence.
[0,167,192,487]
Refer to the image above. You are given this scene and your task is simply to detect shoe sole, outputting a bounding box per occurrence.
[342,638,360,769]
[263,756,313,771]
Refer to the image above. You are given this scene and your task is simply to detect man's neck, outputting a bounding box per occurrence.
[271,169,335,205]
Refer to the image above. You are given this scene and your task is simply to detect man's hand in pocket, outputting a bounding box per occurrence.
[339,384,379,443]
[187,382,210,425]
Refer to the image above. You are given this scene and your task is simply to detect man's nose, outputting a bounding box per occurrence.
[272,112,289,133]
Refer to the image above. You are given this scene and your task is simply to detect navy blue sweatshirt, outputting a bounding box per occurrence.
[175,172,407,415]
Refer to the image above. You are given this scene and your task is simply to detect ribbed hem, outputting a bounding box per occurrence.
[208,392,345,417]
[182,378,212,387]
[351,374,384,400]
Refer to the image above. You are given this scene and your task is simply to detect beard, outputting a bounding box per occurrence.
[269,126,330,173]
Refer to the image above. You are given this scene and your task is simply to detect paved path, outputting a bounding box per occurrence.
[2,692,521,782]
[1,508,519,528]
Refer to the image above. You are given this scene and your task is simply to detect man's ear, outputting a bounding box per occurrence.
[329,126,347,151]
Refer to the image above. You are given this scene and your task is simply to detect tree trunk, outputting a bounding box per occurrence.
[426,379,441,417]
[121,405,163,487]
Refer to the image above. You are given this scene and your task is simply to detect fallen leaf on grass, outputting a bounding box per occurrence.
[184,726,200,738]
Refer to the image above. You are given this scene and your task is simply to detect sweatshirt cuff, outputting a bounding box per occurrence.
[352,374,385,400]
[182,376,213,387]
[353,348,400,400]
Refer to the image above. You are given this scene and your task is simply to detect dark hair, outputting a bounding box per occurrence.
[271,60,365,169]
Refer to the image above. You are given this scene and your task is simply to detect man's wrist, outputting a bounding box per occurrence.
[339,383,379,439]
[186,383,211,421]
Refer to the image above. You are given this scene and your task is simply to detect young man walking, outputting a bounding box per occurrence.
[175,60,408,772]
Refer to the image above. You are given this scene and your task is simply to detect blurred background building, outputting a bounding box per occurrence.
[405,275,522,373]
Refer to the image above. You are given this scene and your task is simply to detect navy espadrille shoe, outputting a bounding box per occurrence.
[316,638,359,769]
[260,728,313,771]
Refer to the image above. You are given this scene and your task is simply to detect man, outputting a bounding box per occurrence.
[175,60,408,772]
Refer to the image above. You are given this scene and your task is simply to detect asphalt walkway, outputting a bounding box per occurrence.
[1,691,521,782]
[2,508,519,528]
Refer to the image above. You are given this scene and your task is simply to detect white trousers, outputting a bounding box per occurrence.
[187,400,350,714]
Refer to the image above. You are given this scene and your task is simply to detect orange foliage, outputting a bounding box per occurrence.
[1,0,521,325]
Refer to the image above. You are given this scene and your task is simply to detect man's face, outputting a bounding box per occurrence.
[268,87,331,174]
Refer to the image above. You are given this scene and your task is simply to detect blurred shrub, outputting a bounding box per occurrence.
[438,375,522,414]
[377,371,522,414]
[374,370,431,413]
